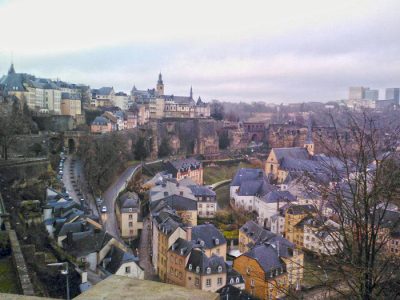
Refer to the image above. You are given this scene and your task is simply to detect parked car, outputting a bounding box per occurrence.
[101,206,107,213]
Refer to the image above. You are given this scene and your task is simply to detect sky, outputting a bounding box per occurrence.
[0,0,399,103]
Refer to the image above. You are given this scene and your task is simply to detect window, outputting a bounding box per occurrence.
[125,266,131,273]
[196,266,200,273]
[250,279,255,287]
[195,278,200,286]
[206,267,211,274]
[246,267,251,275]
[218,277,223,285]
[236,277,240,284]
[218,266,222,273]
[206,279,211,287]
[129,222,133,227]
[230,278,234,284]
[188,264,192,270]
[129,214,133,219]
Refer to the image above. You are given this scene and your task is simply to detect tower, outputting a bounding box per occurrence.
[8,63,15,75]
[156,72,164,96]
[304,118,314,156]
[190,86,193,99]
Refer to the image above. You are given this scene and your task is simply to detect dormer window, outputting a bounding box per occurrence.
[230,278,234,284]
[206,267,211,274]
[236,277,240,283]
[188,264,192,270]
[218,266,222,273]
[196,266,200,273]
[246,267,251,275]
[215,238,219,245]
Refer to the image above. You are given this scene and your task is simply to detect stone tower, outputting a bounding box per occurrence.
[156,73,164,96]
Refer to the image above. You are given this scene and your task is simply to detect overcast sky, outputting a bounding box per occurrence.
[0,0,399,103]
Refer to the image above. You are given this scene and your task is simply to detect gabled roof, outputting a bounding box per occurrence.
[243,243,286,278]
[165,158,202,175]
[261,190,296,204]
[286,204,317,215]
[118,191,139,212]
[92,116,110,126]
[186,250,226,275]
[188,185,216,197]
[63,229,113,257]
[231,168,266,187]
[169,238,195,257]
[151,194,197,212]
[104,246,139,274]
[191,224,226,249]
[240,220,275,243]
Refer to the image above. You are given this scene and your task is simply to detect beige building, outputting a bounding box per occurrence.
[165,158,203,185]
[115,192,143,240]
[191,224,227,259]
[61,93,82,118]
[185,250,226,292]
[167,238,194,287]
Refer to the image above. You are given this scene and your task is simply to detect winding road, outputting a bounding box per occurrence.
[101,164,142,241]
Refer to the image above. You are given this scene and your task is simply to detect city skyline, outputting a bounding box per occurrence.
[0,0,399,102]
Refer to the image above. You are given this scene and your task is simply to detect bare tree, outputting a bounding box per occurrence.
[300,111,400,299]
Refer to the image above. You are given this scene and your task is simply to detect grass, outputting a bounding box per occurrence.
[302,253,341,289]
[0,256,20,294]
[203,161,254,185]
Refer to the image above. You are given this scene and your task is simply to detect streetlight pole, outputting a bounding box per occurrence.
[47,262,70,300]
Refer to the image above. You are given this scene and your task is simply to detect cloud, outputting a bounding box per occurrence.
[0,0,399,102]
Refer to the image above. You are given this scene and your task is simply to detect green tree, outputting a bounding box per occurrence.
[158,138,171,158]
[134,137,149,161]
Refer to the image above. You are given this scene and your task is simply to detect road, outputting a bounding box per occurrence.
[101,164,141,240]
[62,155,99,218]
[138,217,157,280]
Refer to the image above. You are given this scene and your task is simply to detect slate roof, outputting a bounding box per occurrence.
[191,224,226,249]
[165,158,202,175]
[217,285,256,300]
[186,251,226,275]
[151,194,197,212]
[118,191,140,213]
[231,168,266,187]
[104,246,139,274]
[240,220,275,243]
[243,244,286,279]
[237,178,276,197]
[169,238,195,257]
[55,220,87,238]
[63,229,113,257]
[261,190,296,204]
[156,211,184,237]
[188,185,216,197]
[286,204,317,215]
[96,87,114,96]
[92,116,110,126]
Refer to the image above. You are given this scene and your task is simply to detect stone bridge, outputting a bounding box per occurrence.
[63,131,89,153]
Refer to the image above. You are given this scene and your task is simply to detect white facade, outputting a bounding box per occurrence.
[114,94,129,110]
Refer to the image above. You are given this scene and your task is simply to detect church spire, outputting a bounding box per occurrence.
[190,86,193,99]
[158,72,163,85]
[8,63,15,75]
[304,117,314,156]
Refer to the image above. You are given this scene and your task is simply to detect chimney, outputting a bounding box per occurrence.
[81,272,88,284]
[66,231,73,246]
[185,226,192,241]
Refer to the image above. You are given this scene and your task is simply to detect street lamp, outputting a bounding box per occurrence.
[47,262,70,300]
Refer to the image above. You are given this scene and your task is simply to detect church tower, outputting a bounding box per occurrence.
[304,118,314,156]
[156,72,164,96]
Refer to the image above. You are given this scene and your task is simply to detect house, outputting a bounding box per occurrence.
[167,238,195,287]
[91,116,112,133]
[187,184,217,218]
[165,158,203,185]
[92,87,115,107]
[303,218,341,255]
[225,261,245,290]
[115,191,143,240]
[101,245,144,279]
[149,178,216,218]
[185,250,227,292]
[155,212,188,281]
[233,243,289,300]
[191,224,227,259]
[230,168,294,227]
[238,220,275,254]
[151,194,198,226]
[62,229,118,271]
[284,204,317,248]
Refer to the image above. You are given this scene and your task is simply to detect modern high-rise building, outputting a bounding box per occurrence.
[385,88,400,105]
[364,89,379,101]
[349,86,368,100]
